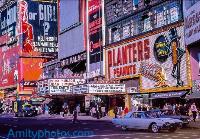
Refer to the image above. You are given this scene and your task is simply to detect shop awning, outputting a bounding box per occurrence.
[185,91,200,99]
[150,91,187,99]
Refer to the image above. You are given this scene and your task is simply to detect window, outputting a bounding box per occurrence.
[122,20,131,39]
[168,2,179,23]
[131,16,139,36]
[132,0,139,10]
[122,0,129,14]
[111,24,121,42]
[154,6,167,28]
[112,3,120,18]
[143,15,152,32]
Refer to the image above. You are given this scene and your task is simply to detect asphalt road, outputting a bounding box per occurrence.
[0,116,200,139]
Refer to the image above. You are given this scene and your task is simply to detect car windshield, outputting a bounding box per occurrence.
[145,111,160,118]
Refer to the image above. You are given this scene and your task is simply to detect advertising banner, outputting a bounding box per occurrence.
[88,0,103,78]
[183,0,200,45]
[192,80,200,93]
[0,45,20,88]
[48,79,86,94]
[106,26,189,92]
[0,2,17,45]
[73,83,126,94]
[37,79,49,96]
[18,0,58,55]
[88,83,125,94]
[72,84,88,94]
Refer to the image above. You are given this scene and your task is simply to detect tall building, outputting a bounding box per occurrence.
[40,0,87,113]
[183,0,200,101]
[104,0,191,110]
[38,0,105,114]
[0,0,58,103]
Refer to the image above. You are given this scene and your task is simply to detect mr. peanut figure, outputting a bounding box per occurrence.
[168,28,185,86]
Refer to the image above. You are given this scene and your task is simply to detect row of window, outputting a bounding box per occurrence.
[107,0,182,44]
[106,0,162,25]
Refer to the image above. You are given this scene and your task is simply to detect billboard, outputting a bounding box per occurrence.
[17,0,58,55]
[0,45,20,88]
[183,0,200,45]
[106,26,190,92]
[73,83,126,94]
[88,0,103,78]
[0,2,17,45]
[38,78,86,96]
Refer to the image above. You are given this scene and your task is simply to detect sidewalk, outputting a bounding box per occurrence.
[0,113,14,118]
[36,114,113,121]
[188,119,200,129]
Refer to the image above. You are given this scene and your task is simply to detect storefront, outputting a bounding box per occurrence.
[37,78,86,114]
[105,24,191,109]
[150,91,188,108]
[183,0,200,107]
[73,82,126,117]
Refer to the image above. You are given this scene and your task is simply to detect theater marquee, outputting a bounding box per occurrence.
[106,25,191,92]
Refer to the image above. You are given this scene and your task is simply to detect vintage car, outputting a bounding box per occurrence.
[14,102,37,117]
[112,111,182,133]
[147,109,190,126]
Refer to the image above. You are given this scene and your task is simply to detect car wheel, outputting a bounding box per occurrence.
[121,126,128,131]
[168,127,177,132]
[150,123,159,133]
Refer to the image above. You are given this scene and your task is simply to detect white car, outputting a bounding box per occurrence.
[112,111,182,133]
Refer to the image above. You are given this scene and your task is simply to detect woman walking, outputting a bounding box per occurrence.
[190,103,198,122]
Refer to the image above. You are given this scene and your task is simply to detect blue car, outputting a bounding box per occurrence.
[147,109,190,126]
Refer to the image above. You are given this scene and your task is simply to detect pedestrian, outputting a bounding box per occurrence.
[138,104,142,111]
[96,105,100,119]
[76,104,80,116]
[114,106,118,118]
[101,106,106,117]
[124,106,129,115]
[45,104,49,115]
[190,103,198,122]
[72,108,78,124]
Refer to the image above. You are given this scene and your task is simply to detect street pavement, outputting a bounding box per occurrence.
[0,113,200,139]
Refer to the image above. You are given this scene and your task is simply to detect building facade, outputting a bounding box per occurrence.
[105,0,191,110]
[183,0,200,100]
[0,0,58,103]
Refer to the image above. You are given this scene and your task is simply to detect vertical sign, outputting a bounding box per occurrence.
[18,0,58,55]
[88,0,103,78]
[0,2,17,45]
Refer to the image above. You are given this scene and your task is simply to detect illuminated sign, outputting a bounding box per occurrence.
[48,79,85,94]
[183,1,200,45]
[154,35,169,62]
[0,2,17,45]
[106,26,188,91]
[73,83,125,94]
[18,0,58,54]
[88,0,103,78]
[0,45,20,88]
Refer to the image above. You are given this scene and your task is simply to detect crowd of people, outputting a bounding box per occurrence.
[162,102,199,122]
[0,98,199,123]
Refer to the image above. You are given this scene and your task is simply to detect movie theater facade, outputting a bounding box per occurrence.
[105,23,192,109]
